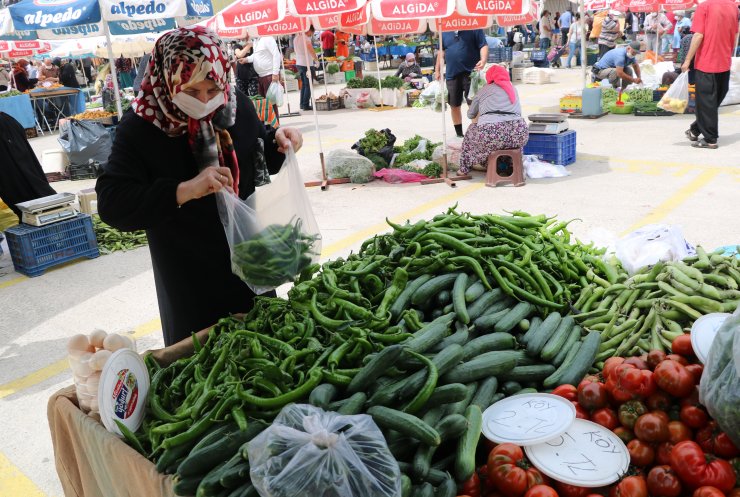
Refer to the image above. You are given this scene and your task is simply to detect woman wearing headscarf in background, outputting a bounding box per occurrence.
[96,27,303,346]
[459,64,528,175]
[12,59,35,92]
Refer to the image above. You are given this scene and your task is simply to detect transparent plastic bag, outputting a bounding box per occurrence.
[248,404,401,497]
[215,149,321,294]
[266,81,285,106]
[658,71,689,113]
[374,167,429,183]
[469,70,485,99]
[699,307,740,448]
[615,224,695,275]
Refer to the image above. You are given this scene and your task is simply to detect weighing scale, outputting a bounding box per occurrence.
[16,193,77,227]
[528,114,570,134]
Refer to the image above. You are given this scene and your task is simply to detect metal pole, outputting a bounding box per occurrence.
[438,25,447,172]
[373,37,384,107]
[103,20,123,118]
[302,19,329,189]
[580,0,587,86]
[276,37,299,117]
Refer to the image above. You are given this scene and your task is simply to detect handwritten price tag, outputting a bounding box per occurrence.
[525,419,630,487]
[481,393,576,445]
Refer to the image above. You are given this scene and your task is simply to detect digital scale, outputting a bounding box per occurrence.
[16,193,78,227]
[528,114,570,134]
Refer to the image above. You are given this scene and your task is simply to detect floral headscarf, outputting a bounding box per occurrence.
[133,26,240,193]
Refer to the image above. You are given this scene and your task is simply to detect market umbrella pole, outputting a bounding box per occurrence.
[373,39,384,107]
[580,0,587,86]
[277,38,299,118]
[103,21,123,119]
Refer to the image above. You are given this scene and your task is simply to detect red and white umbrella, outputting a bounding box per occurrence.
[660,0,696,10]
[612,0,660,11]
[429,12,493,32]
[583,0,613,10]
[370,0,455,20]
[495,3,537,26]
[0,40,52,58]
[219,0,289,29]
[288,0,366,16]
[340,5,427,34]
[457,0,529,16]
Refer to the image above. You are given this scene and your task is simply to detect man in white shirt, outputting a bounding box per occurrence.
[247,35,282,100]
[293,26,318,111]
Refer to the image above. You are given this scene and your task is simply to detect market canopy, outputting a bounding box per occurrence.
[0,39,51,57]
[48,37,101,58]
[494,2,536,26]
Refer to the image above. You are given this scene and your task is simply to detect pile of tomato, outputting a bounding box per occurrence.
[457,335,740,497]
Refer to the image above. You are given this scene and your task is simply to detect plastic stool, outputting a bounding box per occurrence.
[486,149,525,187]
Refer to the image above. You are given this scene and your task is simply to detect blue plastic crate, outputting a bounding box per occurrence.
[4,214,99,277]
[530,50,547,61]
[488,47,513,63]
[523,130,577,166]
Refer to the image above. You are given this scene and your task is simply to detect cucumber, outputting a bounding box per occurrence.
[482,297,517,318]
[156,438,197,474]
[388,437,418,461]
[401,474,413,497]
[425,468,448,485]
[308,383,338,408]
[178,421,265,477]
[471,376,498,410]
[543,340,582,388]
[540,316,576,361]
[415,482,435,497]
[519,319,530,332]
[558,331,603,386]
[367,406,441,446]
[452,273,470,324]
[465,280,486,302]
[436,290,452,307]
[195,460,227,497]
[441,350,520,384]
[436,476,457,497]
[501,364,556,383]
[490,392,505,404]
[514,387,539,395]
[444,382,477,416]
[427,383,469,405]
[461,333,516,361]
[337,392,367,415]
[226,484,258,497]
[519,316,542,345]
[219,457,250,489]
[502,380,522,395]
[347,344,405,394]
[467,289,504,321]
[422,405,447,427]
[431,454,456,471]
[412,274,460,306]
[526,312,562,357]
[552,325,582,367]
[404,313,456,353]
[412,414,467,480]
[173,474,203,496]
[455,404,483,482]
[494,302,535,333]
[391,274,433,320]
[471,309,510,333]
[431,328,470,352]
[430,309,444,320]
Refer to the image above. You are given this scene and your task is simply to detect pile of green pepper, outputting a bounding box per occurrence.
[92,215,148,254]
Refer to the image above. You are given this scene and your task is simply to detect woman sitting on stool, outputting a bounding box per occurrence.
[459,65,528,175]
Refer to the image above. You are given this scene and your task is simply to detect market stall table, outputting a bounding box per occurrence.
[0,93,36,129]
[29,87,86,132]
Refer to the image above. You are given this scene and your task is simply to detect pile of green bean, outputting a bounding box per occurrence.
[92,215,148,254]
[573,246,740,367]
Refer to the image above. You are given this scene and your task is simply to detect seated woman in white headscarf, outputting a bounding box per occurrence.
[394,53,422,81]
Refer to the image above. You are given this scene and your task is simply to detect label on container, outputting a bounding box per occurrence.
[112,368,139,419]
[482,393,576,446]
[99,349,148,436]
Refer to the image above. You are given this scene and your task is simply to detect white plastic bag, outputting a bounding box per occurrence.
[699,307,740,447]
[215,149,321,294]
[420,80,441,102]
[615,224,695,275]
[248,404,401,497]
[523,155,571,178]
[658,71,689,113]
[266,81,285,106]
[469,70,485,99]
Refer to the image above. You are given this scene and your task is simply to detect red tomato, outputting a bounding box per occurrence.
[611,476,649,497]
[462,472,482,497]
[624,357,649,370]
[592,407,619,430]
[656,442,675,465]
[647,465,683,497]
[614,427,636,445]
[479,465,492,492]
[578,382,609,411]
[654,360,695,398]
[696,422,740,458]
[553,482,590,497]
[572,402,590,420]
[652,410,671,424]
[667,420,693,444]
[671,334,694,357]
[680,405,709,430]
[552,384,578,402]
[578,374,603,389]
[618,400,648,430]
[665,354,690,366]
[634,413,669,442]
[730,490,740,497]
[604,357,626,380]
[685,364,704,383]
[489,443,524,461]
[647,391,673,412]
[647,350,667,370]
[693,487,727,497]
[671,441,737,492]
[488,443,546,497]
[524,485,559,497]
[628,439,655,466]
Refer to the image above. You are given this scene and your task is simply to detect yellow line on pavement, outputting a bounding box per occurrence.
[0,451,45,497]
[0,276,27,290]
[622,168,720,234]
[0,318,161,400]
[321,182,485,258]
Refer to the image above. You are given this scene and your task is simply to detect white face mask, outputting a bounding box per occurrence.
[172,91,224,120]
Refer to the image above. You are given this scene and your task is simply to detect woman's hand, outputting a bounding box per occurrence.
[275,127,303,154]
[176,166,233,206]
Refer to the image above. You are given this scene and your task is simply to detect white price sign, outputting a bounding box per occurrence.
[525,419,630,487]
[481,393,576,446]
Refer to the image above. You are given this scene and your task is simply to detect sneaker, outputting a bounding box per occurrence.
[692,139,718,149]
[685,129,699,142]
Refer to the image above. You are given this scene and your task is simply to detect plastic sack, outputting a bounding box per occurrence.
[248,404,401,497]
[720,57,740,106]
[658,71,689,113]
[523,154,571,179]
[420,80,441,102]
[374,167,429,183]
[699,307,740,448]
[266,81,285,106]
[215,148,321,294]
[352,129,397,165]
[58,119,113,168]
[469,70,485,99]
[326,149,375,184]
[356,91,374,108]
[615,224,696,275]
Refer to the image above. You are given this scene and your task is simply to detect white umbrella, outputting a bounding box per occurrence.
[94,34,157,58]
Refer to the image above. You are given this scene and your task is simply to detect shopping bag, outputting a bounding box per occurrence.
[57,120,113,168]
[615,224,695,274]
[266,81,285,106]
[248,404,401,497]
[658,71,689,113]
[469,69,485,99]
[215,148,321,294]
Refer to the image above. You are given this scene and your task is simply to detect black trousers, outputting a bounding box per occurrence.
[691,70,730,144]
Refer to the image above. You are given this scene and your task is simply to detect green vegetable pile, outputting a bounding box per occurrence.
[393,135,443,178]
[325,63,340,75]
[92,215,148,254]
[357,128,388,155]
[346,75,379,89]
[0,90,22,99]
[381,75,405,89]
[231,220,319,289]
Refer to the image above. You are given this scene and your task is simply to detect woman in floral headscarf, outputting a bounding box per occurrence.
[96,27,303,346]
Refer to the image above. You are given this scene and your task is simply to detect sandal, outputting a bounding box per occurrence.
[685,129,699,142]
[691,139,718,149]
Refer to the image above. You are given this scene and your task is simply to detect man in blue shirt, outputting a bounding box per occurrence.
[559,9,573,47]
[435,29,488,137]
[592,41,643,88]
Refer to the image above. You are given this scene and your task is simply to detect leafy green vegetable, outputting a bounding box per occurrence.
[0,90,22,99]
[326,63,340,75]
[358,129,388,155]
[366,154,388,170]
[381,76,404,89]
